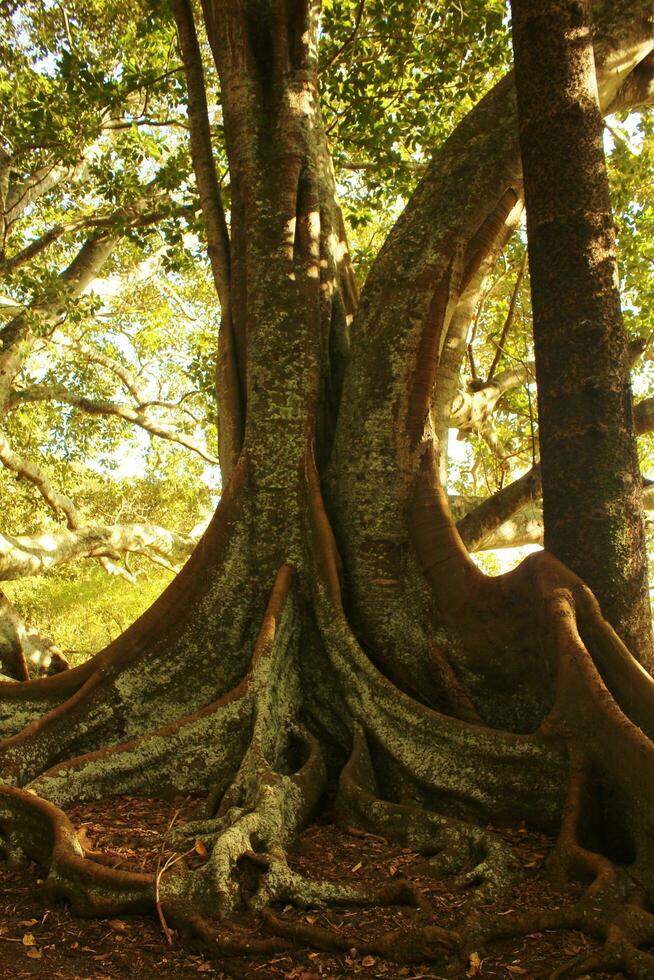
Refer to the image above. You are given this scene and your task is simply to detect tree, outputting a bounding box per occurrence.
[512,0,652,664]
[0,0,654,975]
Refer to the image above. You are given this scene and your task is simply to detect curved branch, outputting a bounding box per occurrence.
[8,385,219,464]
[449,360,534,436]
[0,173,180,411]
[3,151,94,230]
[0,219,90,275]
[487,250,528,380]
[46,329,149,403]
[453,465,542,552]
[0,233,118,409]
[606,49,654,113]
[0,432,81,529]
[634,395,654,435]
[0,434,132,581]
[0,520,206,581]
[450,339,646,443]
[454,472,654,554]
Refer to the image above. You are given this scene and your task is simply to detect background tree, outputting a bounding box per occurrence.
[512,0,652,663]
[0,0,221,678]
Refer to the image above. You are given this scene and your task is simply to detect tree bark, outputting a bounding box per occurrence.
[171,0,245,480]
[511,0,653,665]
[0,3,653,972]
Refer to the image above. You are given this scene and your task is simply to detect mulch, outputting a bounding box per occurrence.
[0,795,624,979]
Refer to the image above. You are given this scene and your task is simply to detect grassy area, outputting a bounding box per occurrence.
[3,564,175,668]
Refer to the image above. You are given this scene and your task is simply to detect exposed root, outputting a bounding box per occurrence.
[164,903,293,957]
[1,562,327,928]
[262,906,460,963]
[428,640,484,723]
[25,681,251,807]
[551,943,654,979]
[0,784,154,915]
[2,453,654,980]
[335,726,522,901]
[91,563,331,920]
[552,747,622,895]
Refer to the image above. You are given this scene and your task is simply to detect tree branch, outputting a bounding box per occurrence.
[0,589,69,680]
[0,520,206,581]
[46,329,149,403]
[170,0,230,312]
[0,231,119,409]
[487,250,528,380]
[3,145,97,232]
[0,174,181,410]
[8,385,219,464]
[0,432,81,529]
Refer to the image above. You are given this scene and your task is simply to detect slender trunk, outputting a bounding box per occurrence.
[171,0,245,480]
[511,0,653,666]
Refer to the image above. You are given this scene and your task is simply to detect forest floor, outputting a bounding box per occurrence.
[0,795,623,979]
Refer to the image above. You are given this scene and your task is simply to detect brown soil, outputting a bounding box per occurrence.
[0,796,623,979]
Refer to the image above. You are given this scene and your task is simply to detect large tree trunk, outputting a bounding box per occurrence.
[1,2,654,973]
[512,0,653,667]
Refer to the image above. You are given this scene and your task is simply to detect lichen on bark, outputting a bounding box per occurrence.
[1,0,654,973]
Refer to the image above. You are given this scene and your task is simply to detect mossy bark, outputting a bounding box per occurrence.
[0,0,654,971]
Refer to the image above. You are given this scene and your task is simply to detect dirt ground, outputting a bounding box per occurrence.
[0,795,624,979]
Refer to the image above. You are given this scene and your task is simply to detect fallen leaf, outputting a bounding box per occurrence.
[507,967,527,975]
[466,951,483,976]
[17,919,38,928]
[26,948,42,959]
[22,933,37,947]
[107,919,128,932]
[389,863,399,876]
[194,838,208,858]
[197,964,212,973]
[362,955,376,967]
[305,914,317,924]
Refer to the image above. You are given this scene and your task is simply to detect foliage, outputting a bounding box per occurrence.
[320,0,512,275]
[3,564,175,665]
[2,0,654,657]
